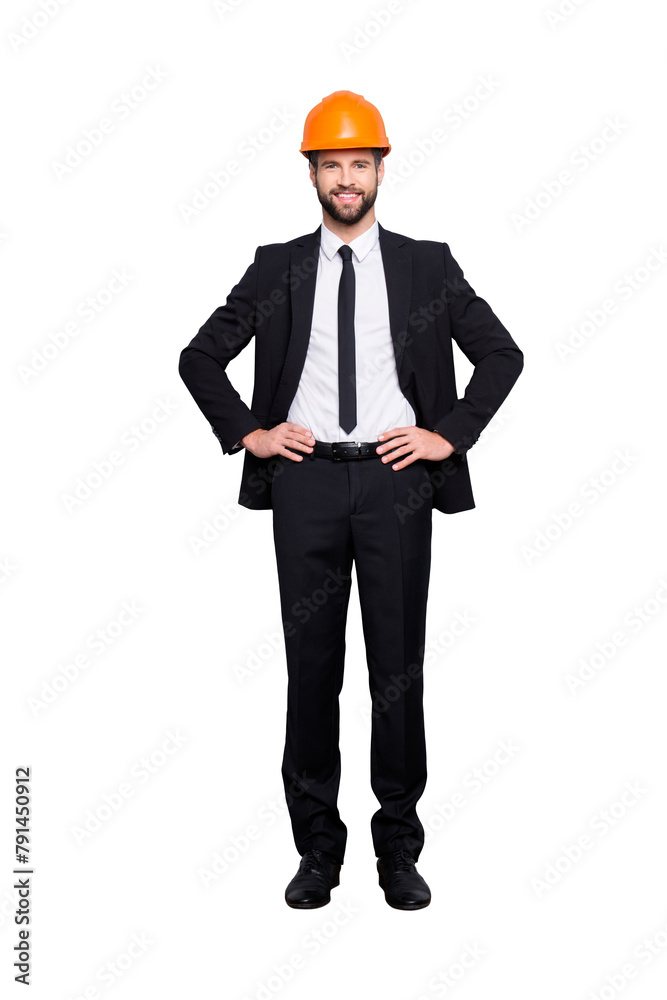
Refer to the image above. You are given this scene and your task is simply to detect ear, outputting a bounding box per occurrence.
[309,161,317,187]
[377,157,385,186]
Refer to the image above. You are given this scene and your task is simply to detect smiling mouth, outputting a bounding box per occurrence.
[333,192,361,203]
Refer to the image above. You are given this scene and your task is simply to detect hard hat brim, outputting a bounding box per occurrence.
[300,138,391,157]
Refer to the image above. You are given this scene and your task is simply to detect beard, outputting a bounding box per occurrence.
[316,176,378,226]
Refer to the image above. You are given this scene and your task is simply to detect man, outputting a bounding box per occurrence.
[178,90,523,911]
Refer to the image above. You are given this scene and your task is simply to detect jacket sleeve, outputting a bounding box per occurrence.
[178,246,264,455]
[433,242,524,456]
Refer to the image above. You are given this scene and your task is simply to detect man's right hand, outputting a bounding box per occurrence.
[241,422,315,460]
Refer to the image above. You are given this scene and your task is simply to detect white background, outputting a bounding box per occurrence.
[2,0,666,997]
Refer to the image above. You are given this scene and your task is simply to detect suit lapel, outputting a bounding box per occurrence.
[268,226,321,426]
[378,222,412,384]
[268,221,413,425]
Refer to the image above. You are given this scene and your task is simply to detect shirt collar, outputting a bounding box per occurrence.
[320,218,379,263]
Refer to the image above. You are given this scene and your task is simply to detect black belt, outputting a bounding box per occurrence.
[305,440,382,461]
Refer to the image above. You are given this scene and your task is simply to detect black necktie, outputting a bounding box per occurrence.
[337,244,356,434]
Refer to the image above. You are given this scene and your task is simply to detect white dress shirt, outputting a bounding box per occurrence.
[233,219,417,449]
[285,218,416,442]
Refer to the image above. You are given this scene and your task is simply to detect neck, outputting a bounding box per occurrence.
[322,208,376,244]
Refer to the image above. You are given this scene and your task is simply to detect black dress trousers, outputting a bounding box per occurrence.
[271,448,433,865]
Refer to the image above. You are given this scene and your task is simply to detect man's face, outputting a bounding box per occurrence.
[310,148,384,226]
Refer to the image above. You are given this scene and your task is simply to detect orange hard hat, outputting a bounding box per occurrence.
[300,90,391,158]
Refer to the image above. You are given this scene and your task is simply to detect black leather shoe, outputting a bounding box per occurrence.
[377,849,431,909]
[285,849,341,908]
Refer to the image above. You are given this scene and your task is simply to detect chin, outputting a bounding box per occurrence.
[333,213,363,226]
[328,202,370,225]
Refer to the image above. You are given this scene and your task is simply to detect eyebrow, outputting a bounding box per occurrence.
[320,157,372,166]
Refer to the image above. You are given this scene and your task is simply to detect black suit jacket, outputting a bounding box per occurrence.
[178,222,523,515]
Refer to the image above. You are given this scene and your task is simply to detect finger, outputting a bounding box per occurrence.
[284,438,314,453]
[380,447,413,464]
[291,431,315,445]
[378,426,411,440]
[377,434,410,453]
[282,432,316,452]
[279,445,304,461]
[389,453,418,470]
[285,423,314,438]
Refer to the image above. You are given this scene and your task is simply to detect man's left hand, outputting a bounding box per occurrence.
[376,427,456,470]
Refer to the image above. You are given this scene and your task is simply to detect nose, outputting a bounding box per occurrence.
[338,167,356,187]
